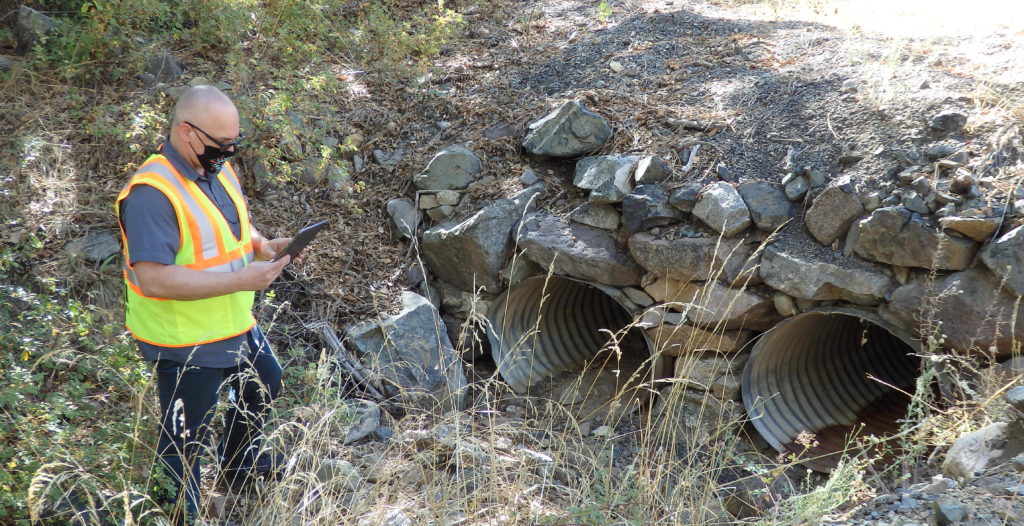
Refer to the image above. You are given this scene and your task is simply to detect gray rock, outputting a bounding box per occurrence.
[522,101,612,157]
[886,268,1024,355]
[925,144,958,160]
[519,169,539,186]
[344,292,467,411]
[519,213,643,286]
[910,175,932,195]
[807,169,828,188]
[622,287,654,307]
[761,245,892,303]
[14,6,56,54]
[668,183,702,213]
[1007,386,1024,413]
[568,202,620,231]
[634,155,673,184]
[679,281,780,331]
[622,184,680,233]
[413,145,481,191]
[897,166,923,184]
[628,232,755,284]
[425,205,455,222]
[853,207,977,270]
[902,192,930,214]
[837,144,864,166]
[146,53,184,84]
[784,175,809,201]
[645,324,750,357]
[738,181,792,232]
[338,399,381,444]
[938,216,1000,242]
[942,422,1024,482]
[385,198,418,239]
[931,110,969,133]
[1012,455,1024,472]
[315,459,361,491]
[980,225,1024,296]
[436,190,460,206]
[805,176,865,245]
[421,185,542,293]
[674,351,749,396]
[862,191,883,211]
[715,163,735,182]
[0,56,12,72]
[65,231,120,263]
[692,182,751,238]
[573,155,638,204]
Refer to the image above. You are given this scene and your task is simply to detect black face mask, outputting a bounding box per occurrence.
[191,142,236,174]
[186,122,242,174]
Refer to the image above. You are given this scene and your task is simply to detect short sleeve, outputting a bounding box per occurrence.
[120,185,180,266]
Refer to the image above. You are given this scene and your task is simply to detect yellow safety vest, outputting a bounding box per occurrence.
[114,154,257,347]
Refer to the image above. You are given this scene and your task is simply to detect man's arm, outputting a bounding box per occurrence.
[134,257,290,301]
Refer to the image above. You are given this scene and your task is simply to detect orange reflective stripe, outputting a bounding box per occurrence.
[186,247,251,270]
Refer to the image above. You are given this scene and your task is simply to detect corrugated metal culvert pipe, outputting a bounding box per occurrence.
[486,275,668,411]
[742,308,921,472]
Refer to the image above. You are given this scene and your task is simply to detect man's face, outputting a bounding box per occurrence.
[181,103,242,173]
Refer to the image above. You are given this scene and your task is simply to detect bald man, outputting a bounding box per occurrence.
[115,86,291,524]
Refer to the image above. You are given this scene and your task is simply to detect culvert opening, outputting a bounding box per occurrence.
[742,308,921,472]
[486,275,667,418]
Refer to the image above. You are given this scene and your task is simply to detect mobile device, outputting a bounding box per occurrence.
[271,220,328,263]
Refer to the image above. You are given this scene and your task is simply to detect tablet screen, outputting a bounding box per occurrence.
[272,220,328,262]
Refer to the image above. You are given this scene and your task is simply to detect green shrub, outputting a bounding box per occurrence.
[0,280,157,523]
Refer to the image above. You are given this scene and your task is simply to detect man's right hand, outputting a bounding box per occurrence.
[236,256,291,291]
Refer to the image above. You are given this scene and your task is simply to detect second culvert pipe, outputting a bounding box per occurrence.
[742,308,921,472]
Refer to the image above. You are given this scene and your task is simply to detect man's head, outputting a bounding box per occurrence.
[170,85,242,175]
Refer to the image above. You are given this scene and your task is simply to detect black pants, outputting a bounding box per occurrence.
[154,330,282,519]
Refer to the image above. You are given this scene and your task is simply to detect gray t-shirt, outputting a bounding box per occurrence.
[120,139,261,367]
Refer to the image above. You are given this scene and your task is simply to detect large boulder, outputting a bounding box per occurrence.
[422,186,542,293]
[980,225,1024,296]
[522,101,613,157]
[853,207,976,270]
[885,268,1024,355]
[413,145,482,191]
[344,292,467,411]
[628,233,755,284]
[760,245,892,304]
[519,213,643,286]
[573,155,638,203]
[804,176,864,246]
[692,182,751,238]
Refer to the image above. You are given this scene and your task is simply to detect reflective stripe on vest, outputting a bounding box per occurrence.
[115,154,257,347]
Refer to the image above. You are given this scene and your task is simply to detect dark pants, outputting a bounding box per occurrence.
[154,329,282,520]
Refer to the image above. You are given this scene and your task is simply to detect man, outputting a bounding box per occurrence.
[115,85,293,524]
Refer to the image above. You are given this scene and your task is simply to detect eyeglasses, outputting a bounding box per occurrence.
[186,121,245,149]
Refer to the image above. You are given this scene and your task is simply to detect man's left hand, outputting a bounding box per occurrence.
[258,237,304,264]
